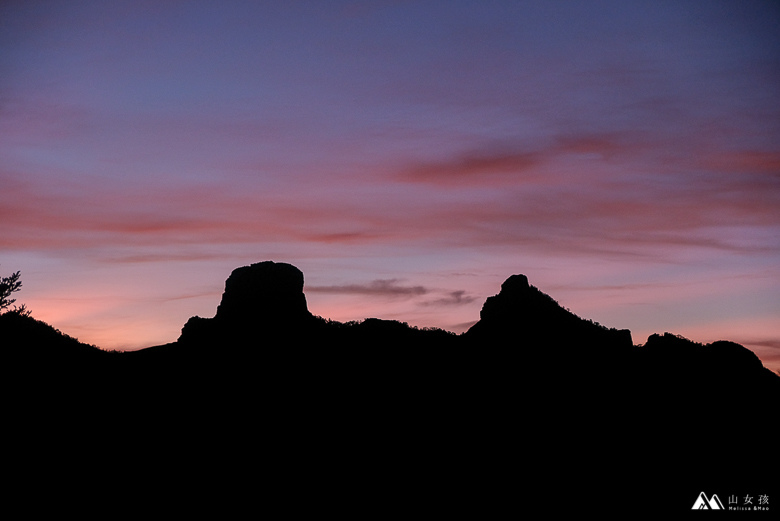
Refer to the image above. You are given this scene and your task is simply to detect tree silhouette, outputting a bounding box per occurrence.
[0,269,29,316]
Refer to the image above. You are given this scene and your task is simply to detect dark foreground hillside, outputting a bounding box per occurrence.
[4,261,777,515]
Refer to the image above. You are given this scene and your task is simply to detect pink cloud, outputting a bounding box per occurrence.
[419,290,477,307]
[700,150,780,174]
[399,150,542,187]
[4,124,780,266]
[394,132,653,187]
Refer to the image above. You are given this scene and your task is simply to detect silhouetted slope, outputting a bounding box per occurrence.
[1,311,110,364]
[4,260,778,514]
[636,332,779,397]
[2,310,127,433]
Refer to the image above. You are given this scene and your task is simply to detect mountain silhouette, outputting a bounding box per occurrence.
[4,260,778,514]
[465,272,633,347]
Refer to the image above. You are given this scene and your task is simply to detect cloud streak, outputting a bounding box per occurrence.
[4,150,779,265]
[306,279,428,298]
[395,133,652,187]
[306,280,478,309]
[420,290,477,307]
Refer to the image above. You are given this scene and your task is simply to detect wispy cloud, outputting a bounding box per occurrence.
[698,150,780,175]
[743,339,780,351]
[398,150,542,187]
[420,290,477,307]
[394,132,650,187]
[306,279,428,298]
[5,159,779,263]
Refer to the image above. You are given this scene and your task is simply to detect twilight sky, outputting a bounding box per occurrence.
[2,1,779,372]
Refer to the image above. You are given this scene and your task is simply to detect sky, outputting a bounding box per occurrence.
[1,1,779,373]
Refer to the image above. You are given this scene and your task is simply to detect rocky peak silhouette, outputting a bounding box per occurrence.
[215,261,311,323]
[473,273,530,322]
[500,273,530,293]
[177,261,316,345]
[465,272,633,351]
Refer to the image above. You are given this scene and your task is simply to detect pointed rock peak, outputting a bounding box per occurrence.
[465,272,633,349]
[215,261,311,322]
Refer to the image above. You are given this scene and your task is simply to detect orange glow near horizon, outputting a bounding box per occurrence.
[13,258,780,376]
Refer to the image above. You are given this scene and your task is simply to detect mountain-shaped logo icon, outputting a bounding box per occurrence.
[692,492,724,510]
